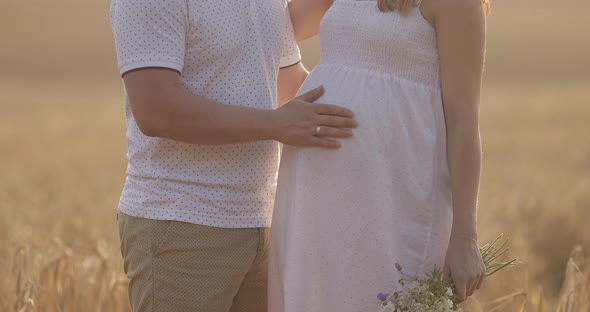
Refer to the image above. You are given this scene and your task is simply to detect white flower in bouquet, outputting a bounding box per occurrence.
[377,234,517,312]
[378,301,395,312]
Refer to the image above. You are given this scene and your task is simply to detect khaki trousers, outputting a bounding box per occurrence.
[118,212,270,312]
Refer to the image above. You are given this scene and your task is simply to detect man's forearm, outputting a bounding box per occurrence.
[133,85,275,145]
[124,68,355,148]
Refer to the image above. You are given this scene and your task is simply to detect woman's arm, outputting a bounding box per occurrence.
[429,0,487,302]
[288,0,334,41]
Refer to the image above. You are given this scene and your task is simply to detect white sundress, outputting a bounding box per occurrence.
[269,0,453,311]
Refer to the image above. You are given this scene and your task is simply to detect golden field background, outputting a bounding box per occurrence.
[1,0,589,311]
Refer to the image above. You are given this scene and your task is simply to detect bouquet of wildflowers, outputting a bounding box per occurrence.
[377,234,517,312]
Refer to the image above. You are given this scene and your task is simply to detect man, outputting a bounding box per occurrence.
[110,0,354,311]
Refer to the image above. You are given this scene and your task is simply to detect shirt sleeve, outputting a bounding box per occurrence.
[280,4,302,68]
[110,0,187,76]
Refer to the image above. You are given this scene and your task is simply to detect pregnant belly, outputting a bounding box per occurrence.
[299,64,440,155]
[289,64,446,199]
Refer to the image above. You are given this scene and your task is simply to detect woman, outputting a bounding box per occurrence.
[269,0,490,311]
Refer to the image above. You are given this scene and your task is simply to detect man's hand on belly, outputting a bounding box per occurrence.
[270,85,358,149]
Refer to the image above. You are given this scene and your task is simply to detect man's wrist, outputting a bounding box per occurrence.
[261,109,279,142]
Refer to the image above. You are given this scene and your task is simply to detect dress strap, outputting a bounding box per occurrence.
[415,0,424,8]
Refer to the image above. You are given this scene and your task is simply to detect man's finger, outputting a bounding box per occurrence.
[308,137,341,149]
[316,115,358,128]
[313,103,354,118]
[297,85,324,103]
[314,126,353,138]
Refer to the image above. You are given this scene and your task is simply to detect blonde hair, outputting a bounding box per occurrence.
[378,0,491,15]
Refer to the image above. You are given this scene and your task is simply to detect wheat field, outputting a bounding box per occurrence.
[1,0,589,311]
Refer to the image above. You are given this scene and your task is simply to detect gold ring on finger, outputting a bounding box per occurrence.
[315,125,321,136]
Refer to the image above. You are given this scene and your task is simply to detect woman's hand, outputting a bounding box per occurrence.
[443,237,486,302]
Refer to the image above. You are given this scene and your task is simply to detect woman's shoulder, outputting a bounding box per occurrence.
[421,0,486,27]
[428,0,485,10]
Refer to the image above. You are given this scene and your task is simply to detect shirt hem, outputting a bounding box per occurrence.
[279,54,302,69]
[118,201,272,229]
[119,60,184,77]
[279,60,302,69]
